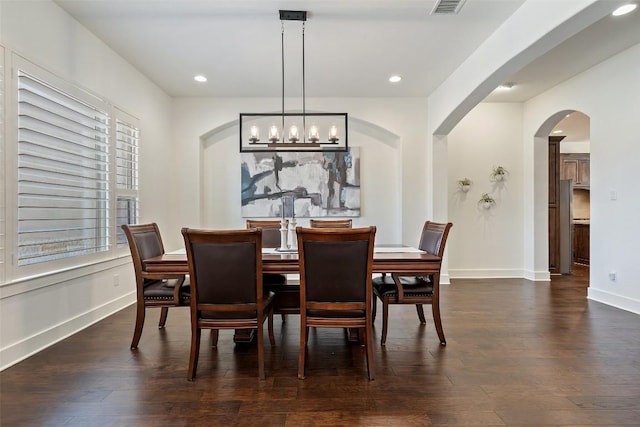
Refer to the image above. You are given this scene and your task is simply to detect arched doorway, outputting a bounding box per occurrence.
[544,111,591,280]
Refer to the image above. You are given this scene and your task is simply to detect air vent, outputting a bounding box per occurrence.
[431,0,467,15]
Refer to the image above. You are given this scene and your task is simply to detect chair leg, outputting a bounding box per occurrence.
[416,304,426,324]
[298,321,307,379]
[268,311,276,346]
[281,314,286,322]
[432,301,446,346]
[210,329,219,347]
[381,300,389,346]
[130,302,146,349]
[158,307,169,328]
[372,294,377,322]
[365,320,375,380]
[187,327,201,381]
[257,324,266,380]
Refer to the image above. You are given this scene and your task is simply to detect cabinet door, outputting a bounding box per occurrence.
[578,159,590,187]
[560,154,590,188]
[561,159,579,183]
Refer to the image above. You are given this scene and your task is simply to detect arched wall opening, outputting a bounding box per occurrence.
[533,109,591,278]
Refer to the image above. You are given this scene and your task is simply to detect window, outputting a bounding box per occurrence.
[114,111,139,248]
[16,69,111,266]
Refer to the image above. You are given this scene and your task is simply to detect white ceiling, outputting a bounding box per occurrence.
[54,0,640,106]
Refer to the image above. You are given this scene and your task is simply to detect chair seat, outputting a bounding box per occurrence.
[372,275,433,299]
[200,291,275,320]
[143,278,190,300]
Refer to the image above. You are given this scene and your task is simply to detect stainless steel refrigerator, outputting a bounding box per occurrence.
[559,179,573,274]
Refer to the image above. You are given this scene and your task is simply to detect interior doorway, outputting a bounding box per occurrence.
[547,111,591,280]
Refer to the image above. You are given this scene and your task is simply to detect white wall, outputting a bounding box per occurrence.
[0,1,175,369]
[169,97,429,249]
[524,43,640,313]
[447,103,525,278]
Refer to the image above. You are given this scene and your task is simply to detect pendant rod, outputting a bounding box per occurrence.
[281,21,285,138]
[302,21,306,143]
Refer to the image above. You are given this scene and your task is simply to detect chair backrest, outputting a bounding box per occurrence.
[122,223,165,281]
[246,219,285,248]
[418,221,453,257]
[309,219,353,229]
[182,228,262,312]
[297,227,375,304]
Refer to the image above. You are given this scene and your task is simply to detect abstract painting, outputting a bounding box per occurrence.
[241,148,360,218]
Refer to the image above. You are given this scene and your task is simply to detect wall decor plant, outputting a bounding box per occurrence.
[479,192,496,209]
[457,177,472,192]
[491,165,508,182]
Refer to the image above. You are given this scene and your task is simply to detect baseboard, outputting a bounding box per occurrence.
[523,269,551,281]
[0,292,135,371]
[448,269,525,279]
[588,288,640,315]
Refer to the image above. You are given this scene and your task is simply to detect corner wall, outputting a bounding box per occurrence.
[0,1,175,369]
[524,43,640,313]
[447,103,525,278]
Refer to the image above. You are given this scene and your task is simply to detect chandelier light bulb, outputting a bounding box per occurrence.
[249,125,260,143]
[328,124,339,143]
[289,124,300,143]
[268,125,280,143]
[308,125,319,142]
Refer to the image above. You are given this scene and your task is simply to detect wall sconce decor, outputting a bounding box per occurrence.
[479,193,496,209]
[240,10,348,153]
[491,165,508,182]
[457,177,473,192]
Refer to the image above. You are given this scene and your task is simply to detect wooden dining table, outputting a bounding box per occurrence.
[144,247,442,342]
[145,247,441,275]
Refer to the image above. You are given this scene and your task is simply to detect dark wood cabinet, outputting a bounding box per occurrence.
[560,153,590,188]
[573,223,590,265]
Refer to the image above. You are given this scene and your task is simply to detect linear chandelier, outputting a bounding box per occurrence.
[239,10,348,153]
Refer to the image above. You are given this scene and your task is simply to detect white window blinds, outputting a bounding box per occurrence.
[17,70,110,265]
[115,113,139,248]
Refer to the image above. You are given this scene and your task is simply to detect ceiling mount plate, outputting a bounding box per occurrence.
[279,10,307,21]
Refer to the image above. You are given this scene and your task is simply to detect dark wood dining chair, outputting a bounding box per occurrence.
[372,221,452,346]
[246,219,290,321]
[122,223,190,349]
[309,219,352,228]
[296,226,376,380]
[181,227,275,380]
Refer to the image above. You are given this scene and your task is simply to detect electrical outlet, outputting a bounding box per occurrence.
[113,274,120,287]
[609,271,616,282]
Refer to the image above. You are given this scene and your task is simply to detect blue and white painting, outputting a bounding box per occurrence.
[241,148,360,218]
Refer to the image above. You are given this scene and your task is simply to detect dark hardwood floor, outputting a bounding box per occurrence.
[3,268,640,426]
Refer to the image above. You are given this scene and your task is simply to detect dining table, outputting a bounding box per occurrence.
[144,246,442,343]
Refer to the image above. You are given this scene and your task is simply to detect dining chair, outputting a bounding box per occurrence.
[246,219,291,321]
[181,227,275,380]
[372,221,452,346]
[309,219,352,228]
[296,226,376,380]
[122,223,190,349]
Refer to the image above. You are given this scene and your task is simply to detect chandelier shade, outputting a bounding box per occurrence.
[239,10,348,153]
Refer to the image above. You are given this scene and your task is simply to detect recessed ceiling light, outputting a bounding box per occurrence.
[553,130,563,134]
[388,75,402,83]
[496,82,515,90]
[194,75,208,83]
[612,4,637,16]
